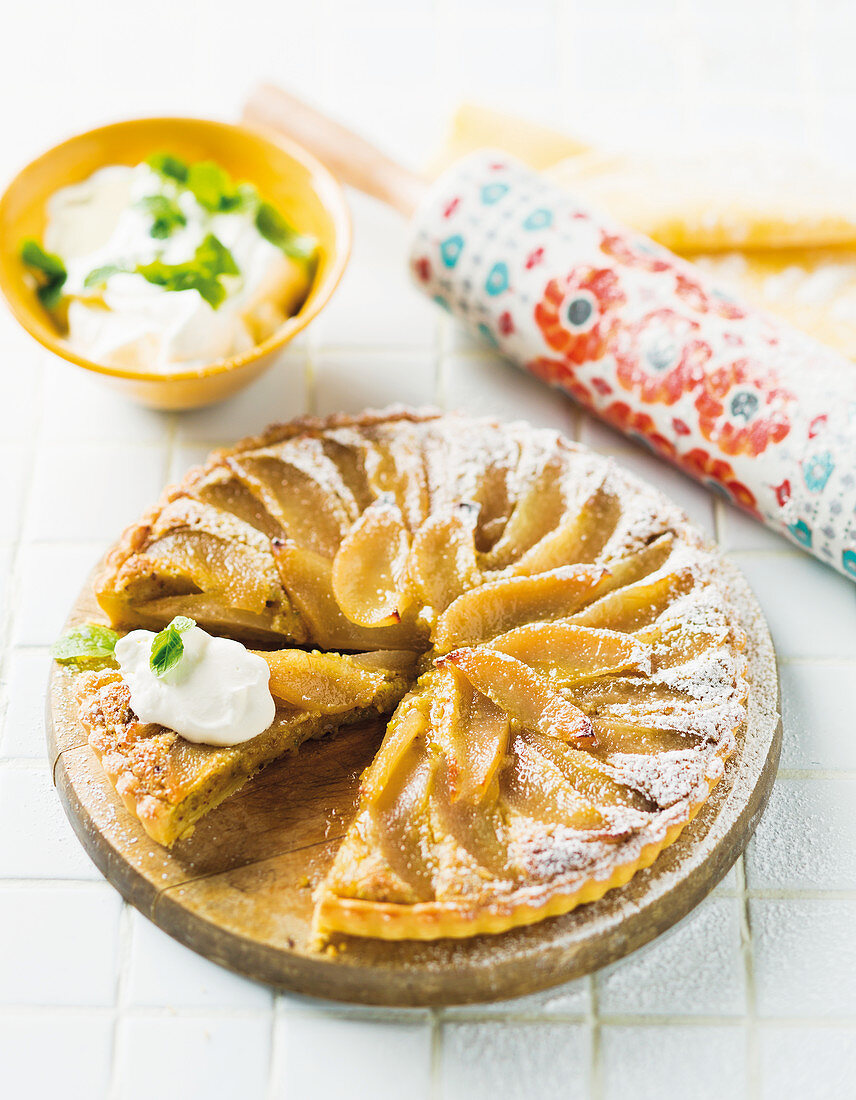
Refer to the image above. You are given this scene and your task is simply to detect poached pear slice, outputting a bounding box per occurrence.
[570,566,696,633]
[428,666,510,804]
[408,501,481,619]
[260,649,404,713]
[503,735,608,831]
[272,539,423,650]
[227,442,357,559]
[331,496,413,628]
[506,481,621,577]
[521,730,654,813]
[488,622,650,685]
[440,646,595,746]
[482,453,573,571]
[360,692,430,805]
[433,564,608,652]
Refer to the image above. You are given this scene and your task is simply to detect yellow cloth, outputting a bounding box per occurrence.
[440,105,856,359]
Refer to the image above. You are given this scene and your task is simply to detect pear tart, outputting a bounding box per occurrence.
[79,407,748,943]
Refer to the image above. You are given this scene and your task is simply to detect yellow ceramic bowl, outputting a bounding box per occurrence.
[0,117,351,410]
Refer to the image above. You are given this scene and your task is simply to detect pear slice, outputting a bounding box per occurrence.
[433,564,607,652]
[521,730,654,813]
[489,622,650,685]
[370,743,436,901]
[408,501,481,618]
[227,445,356,560]
[567,676,691,712]
[441,647,595,746]
[570,566,696,633]
[429,666,510,804]
[595,533,676,594]
[189,464,285,541]
[260,649,410,713]
[589,717,702,756]
[272,539,422,650]
[431,756,509,876]
[331,497,413,628]
[482,453,572,570]
[364,427,431,531]
[320,430,376,513]
[361,691,429,804]
[503,735,608,830]
[508,483,622,576]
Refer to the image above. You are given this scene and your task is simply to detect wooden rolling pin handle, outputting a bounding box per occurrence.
[242,83,428,218]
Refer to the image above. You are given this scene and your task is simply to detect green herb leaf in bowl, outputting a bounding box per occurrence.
[136,234,239,309]
[52,624,120,669]
[137,194,187,240]
[255,202,317,262]
[20,238,67,309]
[150,616,196,678]
[186,161,242,213]
[83,263,127,290]
[146,152,189,184]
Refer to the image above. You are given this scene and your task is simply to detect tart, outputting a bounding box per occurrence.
[78,407,748,943]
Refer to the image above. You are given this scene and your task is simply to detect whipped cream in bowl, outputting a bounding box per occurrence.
[115,623,276,747]
[22,154,316,375]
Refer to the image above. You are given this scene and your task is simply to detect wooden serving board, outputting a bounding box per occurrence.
[47,561,781,1007]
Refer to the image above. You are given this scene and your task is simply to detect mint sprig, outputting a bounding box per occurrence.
[20,238,67,309]
[150,616,196,678]
[52,624,120,669]
[136,234,239,309]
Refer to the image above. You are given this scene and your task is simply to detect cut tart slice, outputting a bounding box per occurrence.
[75,648,416,847]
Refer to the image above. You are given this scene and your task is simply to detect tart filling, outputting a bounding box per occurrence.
[72,407,748,941]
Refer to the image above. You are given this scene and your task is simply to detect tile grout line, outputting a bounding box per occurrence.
[106,901,134,1100]
[429,1007,443,1100]
[588,973,603,1100]
[265,992,283,1100]
[736,855,760,1098]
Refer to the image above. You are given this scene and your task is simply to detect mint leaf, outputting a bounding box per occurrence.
[136,234,239,310]
[21,238,67,309]
[195,233,239,276]
[84,263,126,289]
[146,152,189,184]
[186,161,242,212]
[136,194,187,240]
[255,202,317,262]
[150,616,196,678]
[52,624,120,668]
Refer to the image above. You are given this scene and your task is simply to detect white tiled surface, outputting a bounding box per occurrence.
[2,1,856,1097]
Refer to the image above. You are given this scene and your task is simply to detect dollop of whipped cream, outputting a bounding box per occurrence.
[115,625,275,746]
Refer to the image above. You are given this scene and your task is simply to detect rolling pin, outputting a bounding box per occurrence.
[244,84,856,582]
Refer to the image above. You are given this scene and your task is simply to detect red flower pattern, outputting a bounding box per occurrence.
[695,360,792,456]
[534,267,625,365]
[599,231,671,274]
[612,308,712,406]
[527,356,594,405]
[601,401,677,458]
[679,448,759,516]
[674,269,747,321]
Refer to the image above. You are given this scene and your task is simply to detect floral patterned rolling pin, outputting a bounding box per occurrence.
[409,151,856,581]
[243,87,856,582]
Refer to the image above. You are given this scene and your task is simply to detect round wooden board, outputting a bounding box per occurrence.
[48,559,780,1007]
